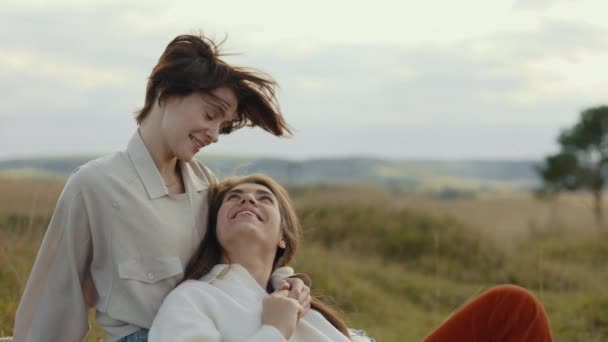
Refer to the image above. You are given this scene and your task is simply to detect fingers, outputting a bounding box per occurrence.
[279,280,291,291]
[262,293,302,339]
[285,278,304,300]
[291,299,304,319]
[286,278,311,307]
[272,289,291,297]
[298,290,311,320]
[297,294,311,318]
[298,285,310,306]
[275,294,304,315]
[282,278,312,320]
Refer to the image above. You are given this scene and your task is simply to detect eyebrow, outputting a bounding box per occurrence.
[207,100,227,119]
[199,93,229,118]
[226,188,276,198]
[208,97,237,123]
[216,97,230,111]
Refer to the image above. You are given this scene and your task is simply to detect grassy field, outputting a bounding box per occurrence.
[1,177,607,341]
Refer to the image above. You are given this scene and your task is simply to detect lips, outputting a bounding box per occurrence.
[232,207,263,221]
[189,134,207,151]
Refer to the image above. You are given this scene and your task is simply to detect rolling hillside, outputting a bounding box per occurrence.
[0,156,539,194]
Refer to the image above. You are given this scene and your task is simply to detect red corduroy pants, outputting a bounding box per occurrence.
[423,285,553,342]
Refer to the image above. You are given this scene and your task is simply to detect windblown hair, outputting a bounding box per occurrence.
[136,34,291,136]
[182,174,350,337]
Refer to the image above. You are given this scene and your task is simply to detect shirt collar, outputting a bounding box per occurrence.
[203,264,268,296]
[127,130,212,199]
[181,158,211,193]
[127,131,168,199]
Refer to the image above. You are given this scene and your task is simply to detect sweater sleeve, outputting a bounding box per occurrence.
[13,171,95,342]
[149,287,286,342]
[269,266,294,290]
[270,266,312,289]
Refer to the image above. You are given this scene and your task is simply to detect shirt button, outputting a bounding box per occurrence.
[147,273,154,280]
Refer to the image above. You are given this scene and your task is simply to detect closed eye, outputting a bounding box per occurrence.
[259,195,274,203]
[226,193,239,201]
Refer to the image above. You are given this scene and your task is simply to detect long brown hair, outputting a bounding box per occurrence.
[182,174,350,337]
[136,34,291,137]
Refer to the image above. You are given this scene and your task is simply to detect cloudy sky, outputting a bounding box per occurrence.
[1,0,607,160]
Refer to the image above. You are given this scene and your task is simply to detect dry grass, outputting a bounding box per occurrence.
[1,176,607,341]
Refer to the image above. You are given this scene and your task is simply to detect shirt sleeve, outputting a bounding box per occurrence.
[270,267,312,289]
[13,171,95,342]
[149,289,286,342]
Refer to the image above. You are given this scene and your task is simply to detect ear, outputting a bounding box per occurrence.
[156,87,167,107]
[278,240,286,249]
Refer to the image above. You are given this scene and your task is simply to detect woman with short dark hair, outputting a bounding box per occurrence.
[13,34,310,342]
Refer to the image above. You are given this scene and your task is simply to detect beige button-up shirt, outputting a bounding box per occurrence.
[13,131,294,342]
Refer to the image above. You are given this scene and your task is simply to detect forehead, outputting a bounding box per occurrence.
[228,182,274,195]
[205,87,238,119]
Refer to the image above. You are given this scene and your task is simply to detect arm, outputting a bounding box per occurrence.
[149,288,286,342]
[13,173,95,342]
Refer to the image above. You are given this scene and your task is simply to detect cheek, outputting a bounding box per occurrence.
[269,210,282,238]
[180,108,203,130]
[161,116,184,145]
[215,207,230,241]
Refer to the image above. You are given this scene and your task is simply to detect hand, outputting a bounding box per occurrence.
[262,289,301,339]
[280,277,311,318]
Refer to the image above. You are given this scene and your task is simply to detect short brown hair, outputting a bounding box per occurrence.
[182,174,350,337]
[136,34,291,136]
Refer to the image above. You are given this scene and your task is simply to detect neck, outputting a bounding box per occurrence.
[222,246,275,289]
[138,113,179,183]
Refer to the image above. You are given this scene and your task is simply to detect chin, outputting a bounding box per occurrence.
[177,149,195,162]
[228,224,260,238]
[181,154,194,162]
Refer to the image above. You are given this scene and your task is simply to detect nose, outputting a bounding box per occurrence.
[240,192,257,205]
[207,125,219,144]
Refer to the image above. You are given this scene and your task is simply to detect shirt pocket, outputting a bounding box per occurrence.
[117,256,183,284]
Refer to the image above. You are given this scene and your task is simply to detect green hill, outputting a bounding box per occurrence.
[0,156,539,194]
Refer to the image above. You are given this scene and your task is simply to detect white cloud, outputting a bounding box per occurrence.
[0,49,130,89]
[509,52,608,104]
[514,0,566,10]
[3,0,123,8]
[532,0,608,29]
[105,0,539,47]
[2,0,608,159]
[294,77,339,92]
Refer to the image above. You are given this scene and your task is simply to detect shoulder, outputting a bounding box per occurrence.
[165,280,218,302]
[187,158,217,185]
[63,151,133,194]
[158,280,224,315]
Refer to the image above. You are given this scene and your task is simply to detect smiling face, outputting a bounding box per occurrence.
[181,175,300,283]
[159,86,237,161]
[216,182,284,259]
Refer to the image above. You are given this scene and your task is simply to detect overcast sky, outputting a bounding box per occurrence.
[1,0,607,160]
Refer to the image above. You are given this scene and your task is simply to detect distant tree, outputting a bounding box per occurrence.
[536,105,608,224]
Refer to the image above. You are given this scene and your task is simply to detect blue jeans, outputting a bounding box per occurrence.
[118,327,373,341]
[349,328,377,342]
[117,328,149,342]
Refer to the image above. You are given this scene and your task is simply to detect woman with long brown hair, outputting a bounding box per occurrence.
[149,174,371,341]
[149,173,553,341]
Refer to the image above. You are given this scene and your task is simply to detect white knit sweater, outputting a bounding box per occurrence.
[149,264,369,341]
